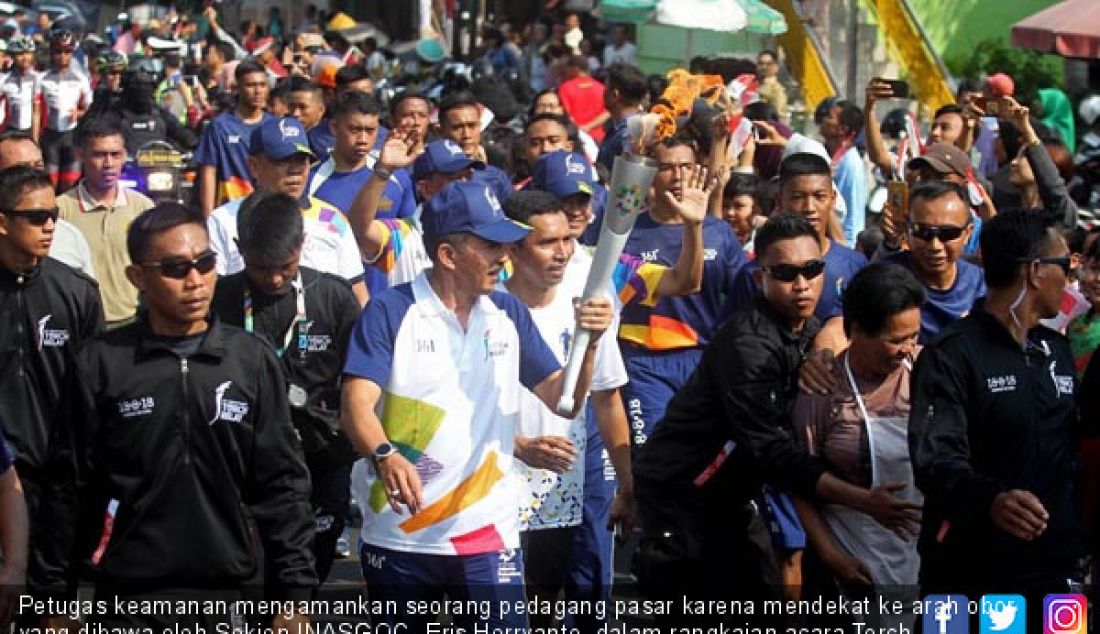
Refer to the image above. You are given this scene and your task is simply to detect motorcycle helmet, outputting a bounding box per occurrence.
[7,36,36,54]
[97,50,129,72]
[49,30,76,53]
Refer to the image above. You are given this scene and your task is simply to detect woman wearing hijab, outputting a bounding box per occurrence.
[1039,88,1076,154]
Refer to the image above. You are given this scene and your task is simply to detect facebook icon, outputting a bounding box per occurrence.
[923,595,970,634]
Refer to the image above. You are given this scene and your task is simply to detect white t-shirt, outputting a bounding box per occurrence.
[1,69,41,131]
[207,196,364,282]
[505,253,627,531]
[38,68,92,132]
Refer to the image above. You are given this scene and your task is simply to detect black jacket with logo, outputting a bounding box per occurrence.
[45,318,317,597]
[634,295,825,509]
[0,257,103,475]
[209,267,361,466]
[909,308,1082,590]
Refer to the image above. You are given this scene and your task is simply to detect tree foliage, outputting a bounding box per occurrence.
[947,37,1064,104]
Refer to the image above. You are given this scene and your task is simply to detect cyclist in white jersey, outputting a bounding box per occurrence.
[37,31,92,191]
[1,37,42,140]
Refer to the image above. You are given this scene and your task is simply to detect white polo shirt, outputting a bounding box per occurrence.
[344,272,560,556]
[207,195,364,282]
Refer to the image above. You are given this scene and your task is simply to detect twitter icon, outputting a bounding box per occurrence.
[981,595,1025,634]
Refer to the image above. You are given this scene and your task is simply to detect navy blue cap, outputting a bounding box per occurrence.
[412,139,485,180]
[531,150,595,199]
[422,181,530,244]
[249,117,315,160]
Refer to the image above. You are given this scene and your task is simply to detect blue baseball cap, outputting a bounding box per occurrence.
[422,181,530,244]
[412,139,485,180]
[249,117,315,160]
[531,150,595,199]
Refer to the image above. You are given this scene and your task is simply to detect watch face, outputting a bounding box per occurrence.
[374,442,395,458]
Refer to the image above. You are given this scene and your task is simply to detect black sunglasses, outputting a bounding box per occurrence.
[5,207,59,226]
[762,259,826,282]
[141,251,218,279]
[1018,256,1075,276]
[909,222,967,243]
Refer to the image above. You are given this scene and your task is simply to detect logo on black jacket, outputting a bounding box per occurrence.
[37,314,70,349]
[207,380,250,425]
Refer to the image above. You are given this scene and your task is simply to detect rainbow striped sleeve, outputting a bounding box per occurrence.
[370,219,416,274]
[613,253,667,308]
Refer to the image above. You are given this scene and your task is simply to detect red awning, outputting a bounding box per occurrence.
[1011,0,1100,59]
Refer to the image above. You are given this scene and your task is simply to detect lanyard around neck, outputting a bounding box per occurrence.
[243,274,306,357]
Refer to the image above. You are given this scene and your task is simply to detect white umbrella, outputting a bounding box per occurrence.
[656,0,747,32]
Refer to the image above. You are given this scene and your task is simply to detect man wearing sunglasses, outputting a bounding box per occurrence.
[909,209,1081,626]
[729,153,868,351]
[634,215,885,625]
[882,180,986,343]
[0,166,103,616]
[42,203,315,630]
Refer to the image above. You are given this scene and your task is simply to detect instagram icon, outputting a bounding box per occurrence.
[1045,594,1087,634]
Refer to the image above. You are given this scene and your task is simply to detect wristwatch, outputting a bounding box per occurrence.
[373,166,393,182]
[372,441,397,466]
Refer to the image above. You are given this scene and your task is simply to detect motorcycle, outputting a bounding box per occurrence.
[120,140,195,206]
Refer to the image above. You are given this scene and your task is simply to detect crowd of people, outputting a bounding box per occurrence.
[2,2,1100,632]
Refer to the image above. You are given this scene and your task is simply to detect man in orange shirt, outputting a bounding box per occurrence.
[557,55,609,144]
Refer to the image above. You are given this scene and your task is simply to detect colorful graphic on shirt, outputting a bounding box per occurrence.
[619,314,700,350]
[369,392,445,513]
[399,451,505,533]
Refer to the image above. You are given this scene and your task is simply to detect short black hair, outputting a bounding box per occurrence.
[269,78,292,103]
[335,63,371,91]
[330,89,382,120]
[723,173,762,205]
[0,130,34,145]
[754,213,819,263]
[525,112,572,135]
[391,91,429,118]
[237,192,304,263]
[0,165,51,215]
[842,262,926,336]
[979,207,1063,289]
[605,63,648,105]
[287,75,322,99]
[235,59,267,83]
[835,100,863,136]
[908,180,969,216]
[933,103,965,121]
[75,114,125,149]
[758,49,778,60]
[127,202,209,263]
[503,190,563,225]
[655,132,698,156]
[438,90,480,122]
[779,153,831,186]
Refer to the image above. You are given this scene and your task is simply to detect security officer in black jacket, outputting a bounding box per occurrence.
[0,166,103,607]
[113,63,198,155]
[44,203,315,630]
[909,208,1083,624]
[210,193,361,585]
[633,215,894,625]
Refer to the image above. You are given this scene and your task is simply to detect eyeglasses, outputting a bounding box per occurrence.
[4,207,59,226]
[909,222,967,243]
[140,250,218,279]
[762,259,826,282]
[1018,256,1075,276]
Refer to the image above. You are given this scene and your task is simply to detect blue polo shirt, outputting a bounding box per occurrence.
[194,110,274,204]
[882,252,986,343]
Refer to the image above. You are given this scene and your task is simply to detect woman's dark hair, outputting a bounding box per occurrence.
[979,207,1062,289]
[127,203,208,263]
[529,89,560,118]
[842,263,926,337]
[754,213,818,263]
[237,192,304,263]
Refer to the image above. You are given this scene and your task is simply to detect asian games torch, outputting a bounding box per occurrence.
[556,152,658,416]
